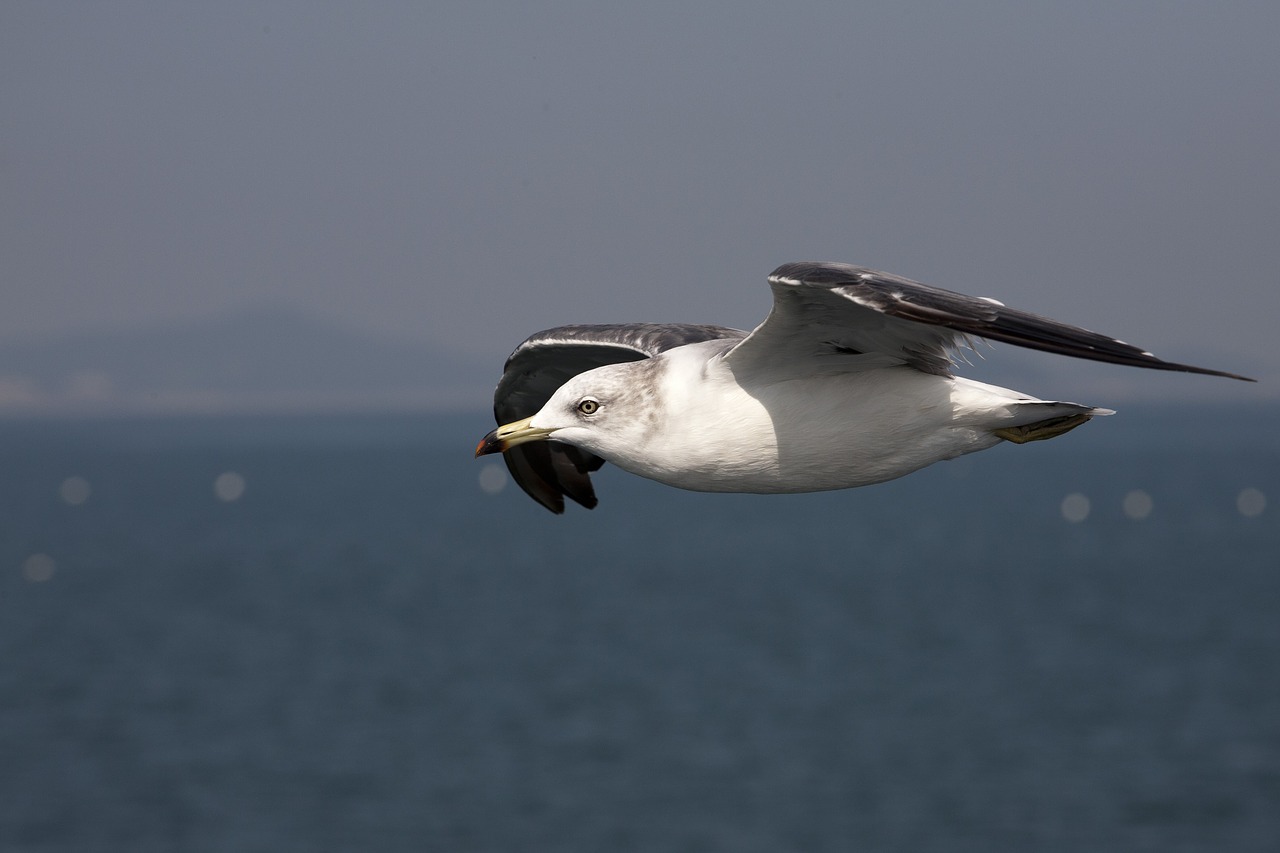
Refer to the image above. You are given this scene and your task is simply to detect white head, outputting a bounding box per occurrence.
[475,360,662,465]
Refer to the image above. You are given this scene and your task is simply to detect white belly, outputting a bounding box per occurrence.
[614,364,1012,494]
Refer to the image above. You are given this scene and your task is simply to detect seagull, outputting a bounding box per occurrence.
[476,262,1251,513]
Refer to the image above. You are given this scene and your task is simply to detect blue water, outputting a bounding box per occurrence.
[2,407,1278,852]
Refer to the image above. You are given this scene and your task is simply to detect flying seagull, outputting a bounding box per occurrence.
[476,262,1251,513]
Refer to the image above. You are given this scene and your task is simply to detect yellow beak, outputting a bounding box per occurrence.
[474,416,556,457]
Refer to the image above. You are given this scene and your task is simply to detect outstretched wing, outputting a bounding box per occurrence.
[724,261,1253,381]
[493,323,746,513]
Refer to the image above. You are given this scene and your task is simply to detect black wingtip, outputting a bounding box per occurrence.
[1140,358,1255,383]
[494,442,602,514]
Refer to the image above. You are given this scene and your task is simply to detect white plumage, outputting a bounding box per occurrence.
[477,262,1250,513]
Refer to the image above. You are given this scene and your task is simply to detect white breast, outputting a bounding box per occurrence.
[609,345,1006,494]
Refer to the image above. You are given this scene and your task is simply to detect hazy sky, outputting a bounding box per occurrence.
[3,2,1277,397]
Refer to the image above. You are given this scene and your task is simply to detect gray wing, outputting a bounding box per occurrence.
[724,261,1253,381]
[493,323,746,513]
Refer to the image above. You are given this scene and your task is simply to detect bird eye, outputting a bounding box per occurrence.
[577,398,599,415]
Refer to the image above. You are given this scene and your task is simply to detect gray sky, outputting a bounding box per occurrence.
[3,2,1276,405]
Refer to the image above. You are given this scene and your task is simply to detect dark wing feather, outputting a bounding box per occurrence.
[725,261,1252,381]
[493,323,745,513]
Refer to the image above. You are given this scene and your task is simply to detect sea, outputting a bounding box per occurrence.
[2,405,1277,852]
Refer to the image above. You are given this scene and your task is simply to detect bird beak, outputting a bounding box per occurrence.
[475,416,556,457]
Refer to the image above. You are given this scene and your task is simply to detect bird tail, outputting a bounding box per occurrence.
[992,401,1112,444]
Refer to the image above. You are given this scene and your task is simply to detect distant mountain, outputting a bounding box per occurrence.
[0,308,491,415]
[0,309,1256,417]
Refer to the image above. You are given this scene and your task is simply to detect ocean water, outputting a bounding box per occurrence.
[2,407,1278,852]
